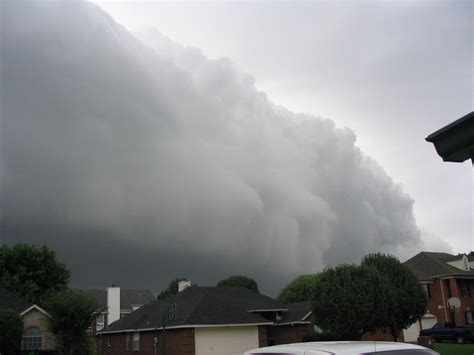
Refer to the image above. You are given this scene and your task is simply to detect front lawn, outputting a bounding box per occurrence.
[433,342,474,355]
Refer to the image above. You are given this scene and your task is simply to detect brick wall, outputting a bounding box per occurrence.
[425,278,474,326]
[268,324,313,345]
[258,326,268,347]
[100,328,195,355]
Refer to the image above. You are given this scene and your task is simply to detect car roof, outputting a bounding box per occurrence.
[245,341,437,354]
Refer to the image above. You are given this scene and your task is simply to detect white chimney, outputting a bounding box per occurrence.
[107,286,120,325]
[178,280,191,292]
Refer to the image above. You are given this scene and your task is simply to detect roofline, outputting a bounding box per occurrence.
[98,322,274,335]
[274,321,312,327]
[301,311,312,321]
[434,274,474,280]
[247,309,288,312]
[20,304,51,317]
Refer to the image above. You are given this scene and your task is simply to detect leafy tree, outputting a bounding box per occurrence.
[277,274,319,303]
[216,275,259,292]
[362,253,427,341]
[0,309,23,355]
[158,278,195,300]
[312,264,389,340]
[0,243,70,303]
[44,290,103,355]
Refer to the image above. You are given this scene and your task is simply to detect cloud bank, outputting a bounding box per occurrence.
[1,1,426,293]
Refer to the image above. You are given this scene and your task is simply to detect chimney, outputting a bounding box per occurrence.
[178,280,191,292]
[107,286,120,325]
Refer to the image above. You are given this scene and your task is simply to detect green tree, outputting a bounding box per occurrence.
[277,274,319,303]
[361,253,427,341]
[44,290,103,355]
[0,243,70,304]
[157,278,195,300]
[216,275,259,292]
[0,309,23,355]
[312,264,389,340]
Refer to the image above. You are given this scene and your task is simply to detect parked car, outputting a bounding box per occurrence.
[420,322,474,344]
[244,341,439,354]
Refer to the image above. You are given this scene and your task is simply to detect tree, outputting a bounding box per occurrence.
[312,264,389,340]
[216,275,259,292]
[277,274,319,303]
[0,309,23,355]
[157,277,195,300]
[361,253,427,341]
[0,243,70,303]
[44,290,103,355]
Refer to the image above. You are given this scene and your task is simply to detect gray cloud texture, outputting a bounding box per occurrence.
[1,1,428,294]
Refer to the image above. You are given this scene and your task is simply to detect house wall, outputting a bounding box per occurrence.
[22,308,56,350]
[194,326,259,355]
[268,324,313,345]
[424,278,474,326]
[100,328,195,355]
[258,326,268,347]
[362,330,404,342]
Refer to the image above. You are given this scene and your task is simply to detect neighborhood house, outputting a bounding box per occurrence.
[98,283,312,355]
[401,251,474,342]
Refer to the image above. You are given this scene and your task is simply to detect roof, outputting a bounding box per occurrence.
[77,288,155,311]
[20,304,50,317]
[404,252,474,281]
[0,287,31,313]
[245,341,438,354]
[100,287,310,334]
[425,111,474,162]
[276,301,312,325]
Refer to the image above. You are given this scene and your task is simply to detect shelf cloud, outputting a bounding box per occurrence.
[1,1,432,293]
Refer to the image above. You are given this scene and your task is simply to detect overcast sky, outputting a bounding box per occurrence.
[1,0,472,295]
[92,0,473,252]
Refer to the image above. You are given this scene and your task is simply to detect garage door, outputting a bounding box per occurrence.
[195,326,259,355]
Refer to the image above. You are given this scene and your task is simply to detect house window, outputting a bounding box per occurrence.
[444,279,452,297]
[126,333,131,351]
[107,335,111,347]
[466,311,474,324]
[96,314,105,331]
[458,279,471,297]
[422,284,432,299]
[21,327,43,350]
[168,303,177,321]
[132,332,140,351]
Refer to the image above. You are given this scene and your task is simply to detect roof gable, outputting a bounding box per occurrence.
[404,251,474,280]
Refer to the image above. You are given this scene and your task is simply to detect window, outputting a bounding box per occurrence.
[126,332,131,351]
[444,279,452,297]
[465,311,473,324]
[422,283,432,299]
[168,303,177,321]
[107,335,111,347]
[22,327,43,350]
[458,279,471,297]
[96,314,105,331]
[132,332,140,351]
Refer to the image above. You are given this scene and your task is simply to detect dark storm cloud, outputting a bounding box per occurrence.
[1,1,429,294]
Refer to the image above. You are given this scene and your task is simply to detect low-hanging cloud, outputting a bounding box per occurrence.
[1,1,427,294]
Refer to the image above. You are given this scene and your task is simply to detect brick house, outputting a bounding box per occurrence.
[401,251,474,341]
[78,286,155,335]
[98,285,312,355]
[0,287,56,352]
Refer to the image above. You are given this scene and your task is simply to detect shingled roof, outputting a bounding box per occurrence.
[99,287,305,334]
[276,301,312,325]
[404,252,474,281]
[77,288,155,311]
[0,287,31,312]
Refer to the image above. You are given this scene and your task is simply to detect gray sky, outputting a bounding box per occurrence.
[1,0,472,295]
[92,0,473,253]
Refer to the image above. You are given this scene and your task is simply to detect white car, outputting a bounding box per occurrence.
[244,341,439,355]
